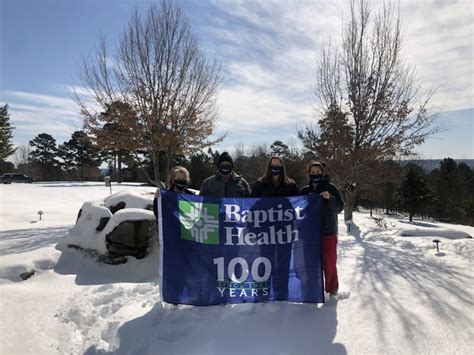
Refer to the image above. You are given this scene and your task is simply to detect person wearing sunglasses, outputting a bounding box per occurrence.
[199,151,251,197]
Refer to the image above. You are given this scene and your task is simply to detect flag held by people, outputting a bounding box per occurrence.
[158,190,324,305]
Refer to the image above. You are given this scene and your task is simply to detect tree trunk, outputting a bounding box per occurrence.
[164,152,173,178]
[118,150,122,183]
[344,188,357,222]
[152,152,165,188]
[153,160,160,187]
[113,154,117,181]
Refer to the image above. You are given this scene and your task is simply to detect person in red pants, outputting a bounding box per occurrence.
[300,161,344,296]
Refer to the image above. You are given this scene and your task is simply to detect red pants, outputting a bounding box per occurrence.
[322,234,339,293]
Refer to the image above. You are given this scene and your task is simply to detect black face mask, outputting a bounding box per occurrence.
[218,164,232,176]
[174,179,187,190]
[310,174,324,184]
[271,165,283,176]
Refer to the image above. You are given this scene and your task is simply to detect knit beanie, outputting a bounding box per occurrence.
[217,152,234,168]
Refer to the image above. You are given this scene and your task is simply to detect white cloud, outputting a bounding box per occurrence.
[3,0,472,153]
[218,84,313,131]
[396,0,473,109]
[199,0,473,149]
[1,90,83,145]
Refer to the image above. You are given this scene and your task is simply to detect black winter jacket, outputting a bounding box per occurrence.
[251,179,299,197]
[300,176,344,236]
[199,173,251,197]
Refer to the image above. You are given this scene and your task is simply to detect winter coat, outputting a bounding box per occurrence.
[300,176,344,236]
[153,188,196,218]
[199,172,251,197]
[251,178,299,197]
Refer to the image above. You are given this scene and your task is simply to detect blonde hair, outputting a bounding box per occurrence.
[166,166,191,189]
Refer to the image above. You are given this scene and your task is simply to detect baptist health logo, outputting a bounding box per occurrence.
[179,200,219,244]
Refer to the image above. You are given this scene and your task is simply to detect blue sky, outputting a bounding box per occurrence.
[1,0,473,159]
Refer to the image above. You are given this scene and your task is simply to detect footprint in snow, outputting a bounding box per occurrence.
[336,291,351,300]
[324,292,351,306]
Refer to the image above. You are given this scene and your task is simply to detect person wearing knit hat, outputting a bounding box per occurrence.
[216,151,234,170]
[199,151,251,197]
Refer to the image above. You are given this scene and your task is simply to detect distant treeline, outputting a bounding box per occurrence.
[1,132,472,226]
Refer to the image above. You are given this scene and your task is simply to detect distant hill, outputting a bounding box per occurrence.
[400,159,474,172]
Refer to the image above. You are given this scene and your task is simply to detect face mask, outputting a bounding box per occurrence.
[310,174,324,183]
[174,179,187,190]
[219,164,232,175]
[271,165,283,176]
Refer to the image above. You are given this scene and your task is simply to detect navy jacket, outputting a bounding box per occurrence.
[300,176,344,236]
[251,179,299,197]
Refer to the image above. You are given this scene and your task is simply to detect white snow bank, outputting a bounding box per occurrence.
[54,236,160,285]
[0,246,61,283]
[399,228,472,239]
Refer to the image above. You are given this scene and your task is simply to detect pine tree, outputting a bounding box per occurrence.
[0,104,15,161]
[298,103,353,192]
[270,141,290,158]
[59,131,101,181]
[29,133,60,180]
[187,149,219,189]
[30,133,58,165]
[396,164,432,222]
[456,163,474,225]
[429,158,473,224]
[92,101,138,183]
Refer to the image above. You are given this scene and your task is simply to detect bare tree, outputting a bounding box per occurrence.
[299,0,439,221]
[233,141,246,160]
[74,0,223,184]
[248,143,268,159]
[12,144,31,174]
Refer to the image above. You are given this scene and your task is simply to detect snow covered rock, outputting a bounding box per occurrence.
[20,270,35,280]
[60,190,157,262]
[104,209,155,259]
[104,190,154,211]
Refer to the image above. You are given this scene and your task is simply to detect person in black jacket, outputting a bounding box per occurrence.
[300,161,344,296]
[153,166,195,218]
[251,156,299,197]
[251,156,299,300]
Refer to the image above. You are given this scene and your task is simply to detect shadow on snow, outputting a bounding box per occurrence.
[85,299,346,355]
[0,226,70,256]
[344,222,473,348]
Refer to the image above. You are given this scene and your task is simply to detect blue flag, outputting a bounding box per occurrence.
[158,190,324,305]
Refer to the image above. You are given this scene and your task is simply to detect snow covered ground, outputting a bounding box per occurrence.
[0,182,473,354]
